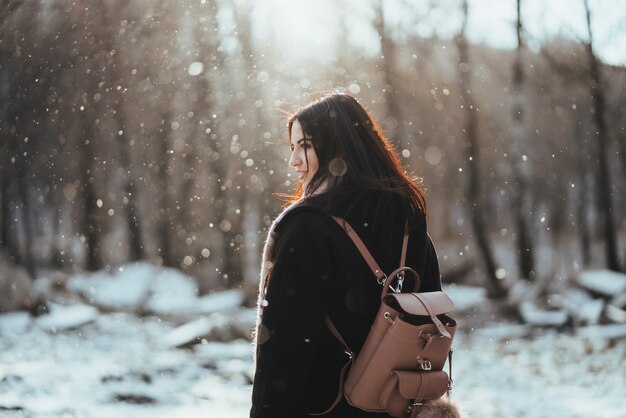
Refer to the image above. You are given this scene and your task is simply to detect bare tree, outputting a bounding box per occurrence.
[538,40,595,266]
[202,0,240,285]
[156,107,176,267]
[509,0,536,281]
[455,0,506,298]
[373,0,402,142]
[95,0,145,262]
[150,0,181,268]
[233,0,266,287]
[0,0,48,276]
[583,0,621,271]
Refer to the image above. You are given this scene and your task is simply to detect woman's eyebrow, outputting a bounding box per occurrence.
[296,138,308,145]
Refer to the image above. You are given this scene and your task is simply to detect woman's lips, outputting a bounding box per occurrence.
[297,171,307,181]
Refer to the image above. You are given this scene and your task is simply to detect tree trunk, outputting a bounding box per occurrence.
[15,170,35,277]
[205,0,239,285]
[456,0,506,298]
[575,124,592,266]
[51,201,66,270]
[510,0,536,281]
[233,2,267,287]
[583,0,621,271]
[93,0,144,262]
[177,6,209,267]
[122,159,144,261]
[157,110,175,268]
[373,0,402,143]
[0,171,10,251]
[112,113,143,262]
[111,103,144,263]
[81,133,102,271]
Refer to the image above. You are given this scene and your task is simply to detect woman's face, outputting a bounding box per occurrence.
[289,118,319,193]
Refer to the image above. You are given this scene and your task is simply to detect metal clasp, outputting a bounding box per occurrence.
[389,272,404,293]
[417,359,432,371]
[376,273,388,285]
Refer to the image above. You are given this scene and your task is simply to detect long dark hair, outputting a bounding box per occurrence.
[285,92,426,227]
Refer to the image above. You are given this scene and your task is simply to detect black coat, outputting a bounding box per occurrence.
[250,191,442,418]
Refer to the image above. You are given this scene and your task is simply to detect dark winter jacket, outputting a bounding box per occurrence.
[250,191,442,418]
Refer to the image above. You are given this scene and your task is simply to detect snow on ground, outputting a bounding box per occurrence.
[3,265,626,418]
[1,304,625,418]
[0,308,252,418]
[455,327,626,418]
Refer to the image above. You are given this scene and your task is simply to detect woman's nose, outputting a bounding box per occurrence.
[289,151,300,167]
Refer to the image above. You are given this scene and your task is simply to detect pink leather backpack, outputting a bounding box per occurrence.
[311,216,459,418]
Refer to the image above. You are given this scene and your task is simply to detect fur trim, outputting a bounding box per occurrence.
[413,398,462,418]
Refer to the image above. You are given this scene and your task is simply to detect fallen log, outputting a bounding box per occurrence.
[519,300,568,327]
[576,270,626,298]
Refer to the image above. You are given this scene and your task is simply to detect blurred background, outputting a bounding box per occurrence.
[1,0,625,293]
[1,0,625,417]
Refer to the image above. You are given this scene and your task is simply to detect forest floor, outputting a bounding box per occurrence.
[1,303,625,418]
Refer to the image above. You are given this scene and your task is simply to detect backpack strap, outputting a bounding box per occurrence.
[400,222,409,267]
[410,293,452,338]
[314,216,412,415]
[332,216,410,285]
[307,317,354,416]
[331,216,387,284]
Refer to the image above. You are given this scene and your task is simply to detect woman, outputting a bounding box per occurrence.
[251,93,442,418]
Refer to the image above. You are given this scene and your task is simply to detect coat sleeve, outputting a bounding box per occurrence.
[250,212,334,418]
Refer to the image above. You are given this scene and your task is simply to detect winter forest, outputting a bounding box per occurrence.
[1,0,625,417]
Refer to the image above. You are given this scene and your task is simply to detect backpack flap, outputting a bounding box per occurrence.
[383,292,455,338]
[384,291,454,316]
[379,370,449,417]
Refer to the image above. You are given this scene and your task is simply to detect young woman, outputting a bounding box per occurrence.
[251,93,442,418]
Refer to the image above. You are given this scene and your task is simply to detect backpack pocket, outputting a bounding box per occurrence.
[379,370,449,417]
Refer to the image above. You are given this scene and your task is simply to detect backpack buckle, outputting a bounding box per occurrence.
[417,359,432,370]
[377,273,388,285]
[389,273,404,293]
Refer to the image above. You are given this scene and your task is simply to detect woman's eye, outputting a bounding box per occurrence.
[290,145,294,151]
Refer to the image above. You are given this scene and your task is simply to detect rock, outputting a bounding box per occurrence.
[0,406,24,412]
[606,292,626,323]
[67,264,245,321]
[36,303,99,331]
[194,290,245,315]
[144,268,199,315]
[68,268,151,312]
[550,288,604,325]
[576,270,626,297]
[68,262,201,315]
[161,314,229,349]
[611,292,626,307]
[576,324,626,340]
[519,300,568,326]
[113,394,157,404]
[507,280,542,305]
[605,304,626,323]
